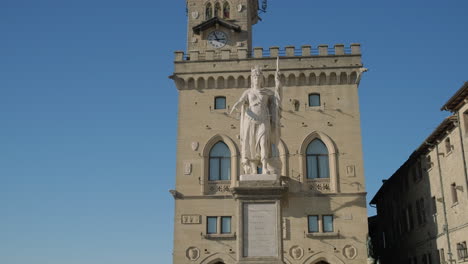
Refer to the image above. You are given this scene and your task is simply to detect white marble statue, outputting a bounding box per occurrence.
[230,60,282,175]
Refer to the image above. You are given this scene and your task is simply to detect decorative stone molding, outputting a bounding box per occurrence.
[307,179,332,193]
[175,70,361,90]
[207,183,231,195]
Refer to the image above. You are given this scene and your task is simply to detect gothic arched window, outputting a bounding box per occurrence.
[214,2,221,17]
[206,3,213,20]
[209,142,231,181]
[223,2,230,18]
[306,139,329,179]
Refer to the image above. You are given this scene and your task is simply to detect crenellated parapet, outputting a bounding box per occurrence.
[174,44,361,62]
[171,44,365,90]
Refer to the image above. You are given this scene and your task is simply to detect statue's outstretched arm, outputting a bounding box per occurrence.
[229,91,248,115]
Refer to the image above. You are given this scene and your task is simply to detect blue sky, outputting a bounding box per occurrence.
[1,0,467,263]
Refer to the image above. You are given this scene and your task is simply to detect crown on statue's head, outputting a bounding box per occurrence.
[251,65,263,77]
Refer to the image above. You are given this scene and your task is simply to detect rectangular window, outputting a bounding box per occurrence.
[322,215,334,232]
[306,156,318,179]
[451,183,458,204]
[308,215,319,233]
[209,158,220,181]
[445,137,452,153]
[214,96,226,109]
[457,242,468,260]
[439,248,445,264]
[407,205,414,230]
[416,200,423,226]
[431,196,437,214]
[318,156,329,178]
[413,165,420,182]
[207,217,217,234]
[221,216,231,234]
[220,158,230,180]
[420,198,427,224]
[308,94,321,107]
[426,155,432,169]
[464,110,468,136]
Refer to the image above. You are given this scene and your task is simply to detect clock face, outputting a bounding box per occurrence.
[207,31,228,49]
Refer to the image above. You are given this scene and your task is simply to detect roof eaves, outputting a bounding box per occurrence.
[441,82,468,112]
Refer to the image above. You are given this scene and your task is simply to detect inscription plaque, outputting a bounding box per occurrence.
[243,203,278,257]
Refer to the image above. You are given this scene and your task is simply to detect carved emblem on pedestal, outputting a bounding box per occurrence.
[191,142,199,151]
[186,247,200,261]
[343,245,358,260]
[289,246,304,260]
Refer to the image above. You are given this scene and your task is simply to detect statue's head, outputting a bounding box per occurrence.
[251,65,263,89]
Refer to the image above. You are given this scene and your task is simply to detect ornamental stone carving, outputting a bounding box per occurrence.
[343,245,358,260]
[191,142,199,151]
[186,247,200,261]
[289,245,304,260]
[207,184,231,195]
[309,182,331,192]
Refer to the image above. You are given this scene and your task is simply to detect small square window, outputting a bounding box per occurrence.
[322,215,334,232]
[214,96,226,109]
[221,216,231,234]
[308,94,320,107]
[207,217,217,234]
[308,215,319,233]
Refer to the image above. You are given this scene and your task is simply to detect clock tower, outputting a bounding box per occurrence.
[186,0,259,53]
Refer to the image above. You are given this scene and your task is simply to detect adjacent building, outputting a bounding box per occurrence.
[170,1,369,263]
[370,82,468,264]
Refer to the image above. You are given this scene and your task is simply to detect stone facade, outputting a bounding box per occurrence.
[171,1,369,263]
[370,82,468,264]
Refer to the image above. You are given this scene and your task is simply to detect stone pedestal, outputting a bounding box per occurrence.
[232,175,288,264]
